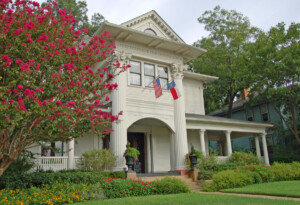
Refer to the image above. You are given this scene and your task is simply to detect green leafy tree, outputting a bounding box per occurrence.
[191,6,260,117]
[42,0,104,36]
[0,0,124,176]
[247,22,300,144]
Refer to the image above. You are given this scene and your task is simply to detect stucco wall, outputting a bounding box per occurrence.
[183,78,205,115]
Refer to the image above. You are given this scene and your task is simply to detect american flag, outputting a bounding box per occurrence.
[153,78,162,98]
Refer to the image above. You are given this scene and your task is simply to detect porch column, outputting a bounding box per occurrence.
[225,130,232,157]
[110,52,131,171]
[199,129,206,156]
[170,133,175,171]
[146,133,151,173]
[171,64,189,170]
[255,134,261,158]
[205,135,209,156]
[68,138,74,169]
[261,132,270,166]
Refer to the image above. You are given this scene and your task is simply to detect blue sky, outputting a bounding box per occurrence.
[38,0,300,44]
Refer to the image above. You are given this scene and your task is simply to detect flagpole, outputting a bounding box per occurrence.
[145,75,160,87]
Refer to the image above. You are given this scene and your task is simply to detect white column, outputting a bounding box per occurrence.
[255,134,261,158]
[146,133,151,173]
[261,132,270,166]
[225,130,232,157]
[68,138,74,169]
[171,64,189,170]
[170,133,175,171]
[205,135,209,156]
[110,52,131,171]
[199,129,206,156]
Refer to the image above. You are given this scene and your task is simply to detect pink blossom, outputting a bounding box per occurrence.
[56,100,63,106]
[17,85,23,90]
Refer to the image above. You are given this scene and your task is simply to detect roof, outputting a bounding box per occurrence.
[183,71,218,83]
[209,98,247,116]
[186,113,273,128]
[121,10,184,43]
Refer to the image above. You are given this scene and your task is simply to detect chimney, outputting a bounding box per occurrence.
[241,88,250,99]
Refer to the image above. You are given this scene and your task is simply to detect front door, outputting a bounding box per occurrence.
[127,132,145,173]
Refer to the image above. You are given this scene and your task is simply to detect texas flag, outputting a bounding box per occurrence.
[168,80,181,100]
[153,78,163,98]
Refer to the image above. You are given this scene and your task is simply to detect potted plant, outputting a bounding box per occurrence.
[187,145,202,171]
[124,142,140,173]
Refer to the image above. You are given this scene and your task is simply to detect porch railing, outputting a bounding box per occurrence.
[34,156,68,171]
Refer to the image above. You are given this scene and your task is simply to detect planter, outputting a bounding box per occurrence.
[125,155,135,173]
[189,154,198,171]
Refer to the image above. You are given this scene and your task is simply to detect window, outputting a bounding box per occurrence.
[246,109,254,121]
[41,141,64,156]
[144,28,157,36]
[129,61,141,86]
[260,104,269,122]
[144,63,155,87]
[158,66,168,90]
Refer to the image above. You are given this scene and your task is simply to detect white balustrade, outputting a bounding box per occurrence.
[34,156,68,171]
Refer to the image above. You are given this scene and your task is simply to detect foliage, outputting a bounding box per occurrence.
[0,0,125,176]
[247,22,300,144]
[42,0,104,36]
[202,170,254,192]
[4,150,35,174]
[229,152,261,166]
[102,178,152,199]
[186,145,203,169]
[223,181,300,198]
[239,165,274,183]
[191,6,260,116]
[0,171,125,189]
[196,154,218,171]
[198,169,216,180]
[151,177,190,195]
[78,149,116,172]
[124,147,140,160]
[0,182,104,204]
[270,162,300,181]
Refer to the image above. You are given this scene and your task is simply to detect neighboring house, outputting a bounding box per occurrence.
[209,90,300,162]
[29,11,272,173]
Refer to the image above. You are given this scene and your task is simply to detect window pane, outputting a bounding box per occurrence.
[144,28,157,36]
[130,73,141,86]
[130,61,141,74]
[145,76,154,87]
[262,113,269,122]
[158,66,168,78]
[246,110,254,121]
[160,78,168,90]
[144,64,155,76]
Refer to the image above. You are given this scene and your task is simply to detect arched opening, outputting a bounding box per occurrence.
[144,28,157,36]
[127,118,174,173]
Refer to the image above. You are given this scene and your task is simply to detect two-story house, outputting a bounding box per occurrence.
[30,11,272,173]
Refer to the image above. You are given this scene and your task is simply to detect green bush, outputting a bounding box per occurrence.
[240,165,274,183]
[202,170,254,191]
[102,178,152,198]
[151,177,190,195]
[78,149,117,171]
[270,162,300,181]
[229,151,261,166]
[216,162,240,171]
[198,169,216,180]
[0,171,125,189]
[196,155,218,171]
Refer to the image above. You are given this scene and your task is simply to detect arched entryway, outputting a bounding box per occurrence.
[127,117,174,173]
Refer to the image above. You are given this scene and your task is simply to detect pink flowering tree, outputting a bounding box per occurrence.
[0,0,125,176]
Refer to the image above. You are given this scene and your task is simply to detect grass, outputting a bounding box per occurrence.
[223,181,300,197]
[73,193,300,205]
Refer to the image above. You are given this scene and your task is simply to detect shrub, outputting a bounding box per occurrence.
[229,151,261,166]
[198,169,216,180]
[270,162,300,181]
[202,170,254,191]
[102,178,152,198]
[240,165,274,183]
[0,182,104,204]
[196,155,218,171]
[78,149,117,172]
[216,162,240,171]
[0,171,125,189]
[151,177,190,195]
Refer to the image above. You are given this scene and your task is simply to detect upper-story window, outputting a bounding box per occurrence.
[158,66,168,90]
[144,63,155,88]
[144,28,157,36]
[129,60,169,89]
[260,104,269,122]
[129,61,141,86]
[246,109,254,121]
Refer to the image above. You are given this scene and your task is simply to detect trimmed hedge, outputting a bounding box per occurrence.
[270,162,300,181]
[0,171,125,189]
[151,177,190,195]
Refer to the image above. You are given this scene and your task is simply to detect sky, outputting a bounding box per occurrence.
[38,0,300,45]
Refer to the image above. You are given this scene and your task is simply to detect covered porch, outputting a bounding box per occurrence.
[186,114,273,165]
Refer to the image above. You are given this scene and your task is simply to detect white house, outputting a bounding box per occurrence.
[30,11,272,172]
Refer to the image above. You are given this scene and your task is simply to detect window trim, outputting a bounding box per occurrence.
[129,60,142,86]
[246,109,254,121]
[260,104,270,122]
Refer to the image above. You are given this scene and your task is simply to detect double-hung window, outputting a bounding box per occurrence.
[158,66,168,90]
[129,61,141,86]
[246,109,254,121]
[144,63,155,88]
[260,104,269,122]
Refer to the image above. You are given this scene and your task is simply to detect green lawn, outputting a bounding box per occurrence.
[73,193,299,205]
[223,181,300,197]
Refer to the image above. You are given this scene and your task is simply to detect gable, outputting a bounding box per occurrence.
[121,10,184,43]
